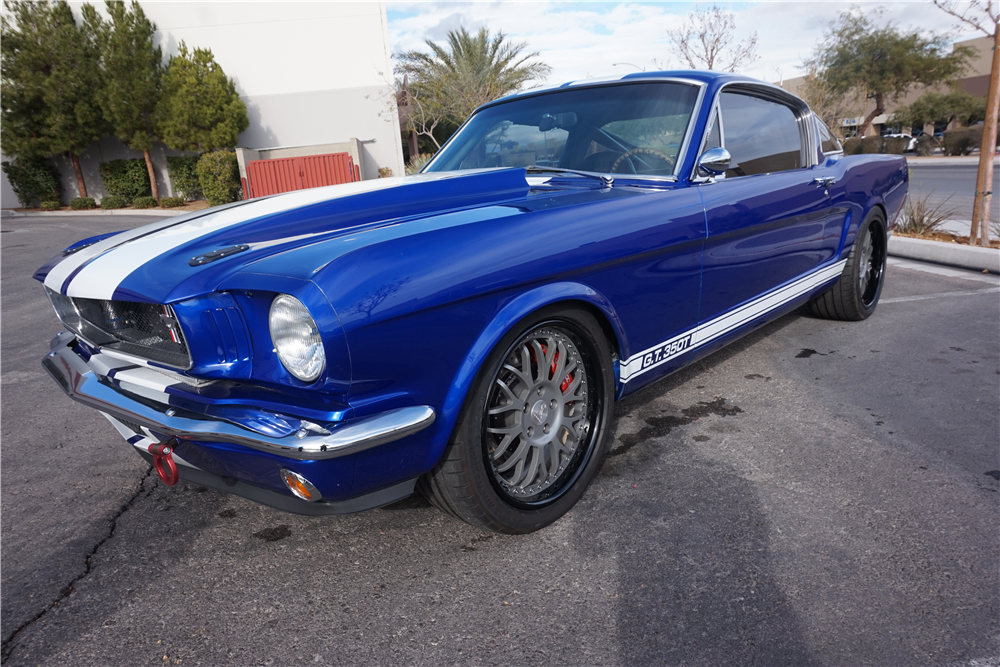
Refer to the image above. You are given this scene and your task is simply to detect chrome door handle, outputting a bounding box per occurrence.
[812,177,836,187]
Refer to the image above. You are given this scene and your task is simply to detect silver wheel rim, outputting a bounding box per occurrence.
[485,327,591,502]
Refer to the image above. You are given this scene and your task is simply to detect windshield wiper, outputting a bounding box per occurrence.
[525,165,614,187]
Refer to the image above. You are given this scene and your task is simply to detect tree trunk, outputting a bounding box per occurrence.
[70,152,87,198]
[858,93,884,138]
[143,149,159,200]
[970,28,999,247]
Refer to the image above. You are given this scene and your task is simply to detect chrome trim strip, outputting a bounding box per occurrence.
[42,332,436,461]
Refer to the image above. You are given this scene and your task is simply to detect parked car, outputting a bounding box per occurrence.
[884,133,918,152]
[37,71,908,534]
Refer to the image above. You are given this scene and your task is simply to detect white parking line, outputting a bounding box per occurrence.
[888,257,1000,285]
[881,287,1000,304]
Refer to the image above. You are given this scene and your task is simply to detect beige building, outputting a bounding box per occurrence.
[778,35,994,138]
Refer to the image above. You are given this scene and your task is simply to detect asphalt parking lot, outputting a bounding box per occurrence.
[2,214,998,666]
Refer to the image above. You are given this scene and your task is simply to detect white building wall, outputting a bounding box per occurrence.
[1,2,404,207]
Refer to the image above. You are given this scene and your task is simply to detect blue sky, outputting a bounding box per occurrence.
[386,1,988,85]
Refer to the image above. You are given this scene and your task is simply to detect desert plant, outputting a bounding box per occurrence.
[405,153,435,175]
[100,195,128,209]
[133,195,157,209]
[159,196,184,208]
[40,200,60,211]
[70,196,96,210]
[166,155,202,200]
[99,158,150,199]
[196,150,241,206]
[897,191,958,235]
[1,158,62,207]
[377,166,393,178]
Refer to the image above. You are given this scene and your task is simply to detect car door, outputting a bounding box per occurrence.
[696,89,844,345]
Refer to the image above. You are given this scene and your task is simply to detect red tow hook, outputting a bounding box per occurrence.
[149,440,179,486]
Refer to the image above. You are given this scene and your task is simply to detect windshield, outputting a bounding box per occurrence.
[424,82,700,178]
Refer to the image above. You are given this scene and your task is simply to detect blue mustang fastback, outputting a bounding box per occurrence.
[37,71,908,533]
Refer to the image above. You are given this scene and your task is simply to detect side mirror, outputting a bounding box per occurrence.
[697,147,731,176]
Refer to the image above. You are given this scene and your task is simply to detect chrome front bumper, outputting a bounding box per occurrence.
[42,332,436,461]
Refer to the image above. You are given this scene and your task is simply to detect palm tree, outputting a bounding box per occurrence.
[396,27,551,146]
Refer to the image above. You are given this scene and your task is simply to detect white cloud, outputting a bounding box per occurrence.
[386,1,986,86]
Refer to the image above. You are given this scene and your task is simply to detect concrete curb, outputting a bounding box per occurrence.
[1,208,184,218]
[906,155,1000,167]
[888,235,999,273]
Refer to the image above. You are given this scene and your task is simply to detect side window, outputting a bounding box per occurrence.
[718,92,802,177]
[817,119,843,154]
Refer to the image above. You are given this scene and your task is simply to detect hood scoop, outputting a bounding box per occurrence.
[189,244,250,266]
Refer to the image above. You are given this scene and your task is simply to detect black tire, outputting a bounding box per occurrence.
[420,306,615,534]
[809,210,887,321]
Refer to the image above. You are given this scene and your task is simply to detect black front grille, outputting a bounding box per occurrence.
[49,290,192,368]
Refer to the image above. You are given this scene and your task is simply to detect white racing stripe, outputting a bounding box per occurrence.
[43,209,208,293]
[54,175,456,300]
[620,260,848,383]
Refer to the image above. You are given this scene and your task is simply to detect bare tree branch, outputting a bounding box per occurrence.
[932,0,999,37]
[666,5,759,73]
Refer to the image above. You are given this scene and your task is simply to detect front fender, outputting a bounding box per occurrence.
[430,281,626,469]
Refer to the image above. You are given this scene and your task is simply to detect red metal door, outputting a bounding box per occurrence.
[245,153,356,198]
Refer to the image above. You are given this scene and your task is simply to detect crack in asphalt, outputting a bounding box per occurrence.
[0,465,156,664]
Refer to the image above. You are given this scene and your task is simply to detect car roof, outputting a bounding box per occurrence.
[479,70,790,113]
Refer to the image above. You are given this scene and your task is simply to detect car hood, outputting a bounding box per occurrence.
[36,169,550,304]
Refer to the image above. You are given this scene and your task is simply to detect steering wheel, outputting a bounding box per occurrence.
[610,147,675,174]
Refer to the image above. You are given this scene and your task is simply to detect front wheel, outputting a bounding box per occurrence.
[809,211,887,321]
[421,306,615,534]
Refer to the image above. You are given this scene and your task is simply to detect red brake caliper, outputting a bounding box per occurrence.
[149,440,179,486]
[536,343,573,393]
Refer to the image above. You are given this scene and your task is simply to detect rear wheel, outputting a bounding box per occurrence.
[809,210,887,321]
[421,306,614,534]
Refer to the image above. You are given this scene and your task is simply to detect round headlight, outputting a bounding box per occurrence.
[269,295,325,382]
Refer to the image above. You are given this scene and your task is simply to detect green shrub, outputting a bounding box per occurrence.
[943,128,973,156]
[40,200,61,211]
[405,153,436,175]
[133,196,158,209]
[0,158,62,207]
[98,159,151,199]
[101,195,129,209]
[166,155,203,200]
[196,150,241,206]
[841,138,863,156]
[70,197,97,210]
[883,136,909,154]
[860,136,884,154]
[159,196,185,208]
[915,135,940,156]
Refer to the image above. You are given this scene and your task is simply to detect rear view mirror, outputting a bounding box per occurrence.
[539,112,577,132]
